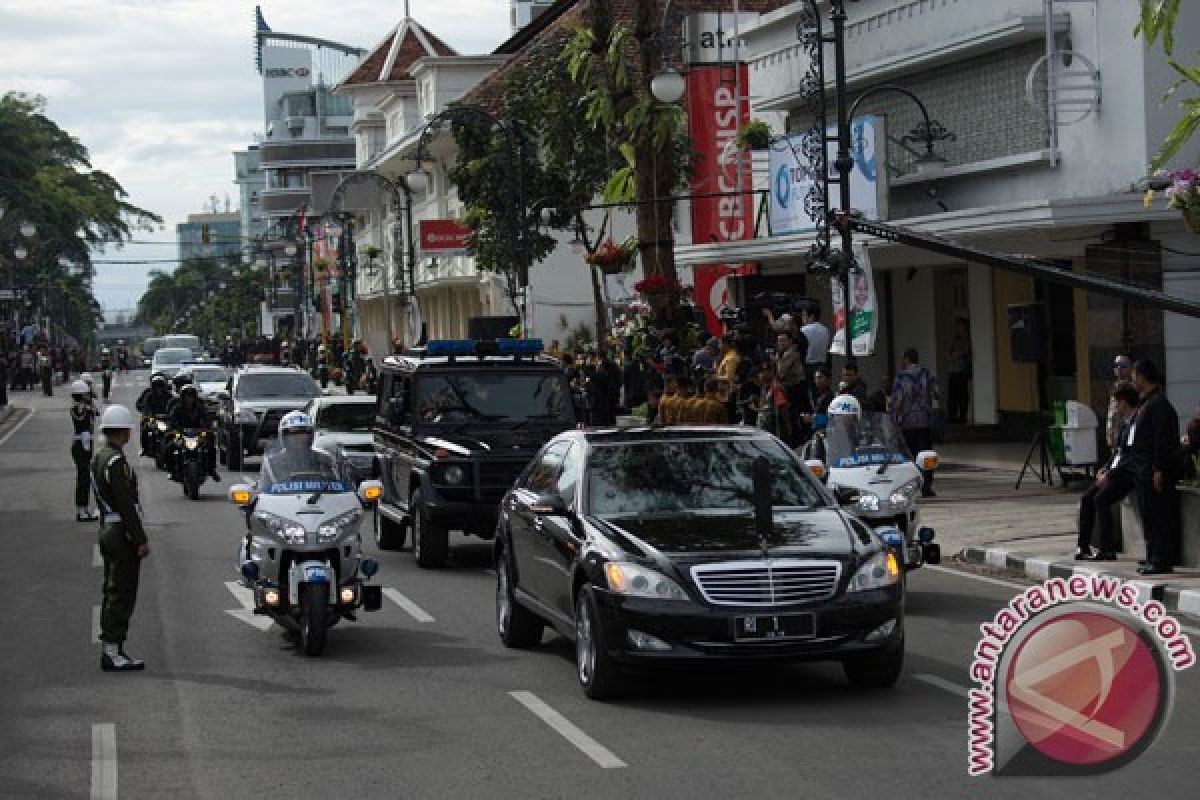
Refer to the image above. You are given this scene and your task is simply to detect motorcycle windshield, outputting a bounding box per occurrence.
[824,411,911,468]
[260,442,351,494]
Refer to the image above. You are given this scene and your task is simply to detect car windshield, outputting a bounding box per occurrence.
[164,335,201,352]
[153,348,190,365]
[587,438,824,516]
[414,371,571,425]
[823,411,910,468]
[236,373,319,399]
[259,441,350,493]
[317,402,374,433]
[191,368,227,383]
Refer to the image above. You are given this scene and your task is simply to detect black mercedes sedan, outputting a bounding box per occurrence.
[493,426,905,700]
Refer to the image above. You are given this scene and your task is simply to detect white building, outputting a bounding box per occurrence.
[233,145,267,263]
[675,0,1200,432]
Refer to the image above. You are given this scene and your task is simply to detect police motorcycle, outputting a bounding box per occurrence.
[177,427,216,500]
[229,412,384,656]
[800,395,940,570]
[137,374,173,467]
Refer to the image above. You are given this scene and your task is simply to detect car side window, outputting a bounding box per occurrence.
[555,444,581,510]
[525,441,569,494]
[385,374,411,428]
[376,374,392,421]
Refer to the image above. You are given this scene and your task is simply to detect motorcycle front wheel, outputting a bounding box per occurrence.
[300,582,328,656]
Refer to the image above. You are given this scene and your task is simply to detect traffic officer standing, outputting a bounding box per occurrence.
[70,380,99,522]
[91,405,149,672]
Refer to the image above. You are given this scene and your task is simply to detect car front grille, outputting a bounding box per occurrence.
[689,559,842,607]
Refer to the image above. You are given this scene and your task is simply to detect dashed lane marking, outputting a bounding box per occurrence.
[93,545,102,568]
[0,407,36,447]
[91,723,117,800]
[92,606,100,644]
[509,690,627,769]
[383,588,435,623]
[914,673,970,699]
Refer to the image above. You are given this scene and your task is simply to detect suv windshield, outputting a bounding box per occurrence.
[317,402,374,433]
[824,411,910,468]
[191,367,227,383]
[414,371,570,425]
[587,438,823,516]
[236,372,319,399]
[153,348,190,365]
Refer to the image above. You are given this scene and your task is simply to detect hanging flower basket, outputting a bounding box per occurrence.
[1145,168,1200,234]
[634,274,683,297]
[736,119,772,151]
[586,237,638,274]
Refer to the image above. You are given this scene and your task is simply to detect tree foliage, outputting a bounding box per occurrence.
[1135,0,1200,168]
[136,254,267,342]
[0,92,161,344]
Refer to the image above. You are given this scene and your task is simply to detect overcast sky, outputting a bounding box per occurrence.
[0,0,510,316]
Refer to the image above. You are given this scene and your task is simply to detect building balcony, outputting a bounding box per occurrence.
[260,140,356,169]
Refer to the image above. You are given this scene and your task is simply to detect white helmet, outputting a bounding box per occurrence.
[101,346,110,354]
[71,380,90,395]
[81,372,94,386]
[279,410,314,449]
[99,404,136,431]
[828,394,862,418]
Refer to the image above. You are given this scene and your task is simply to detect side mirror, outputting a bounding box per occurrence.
[357,479,384,504]
[833,486,861,506]
[527,493,569,516]
[229,483,256,507]
[804,458,827,481]
[916,450,939,472]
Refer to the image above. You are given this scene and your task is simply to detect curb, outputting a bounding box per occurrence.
[961,546,1200,616]
[0,404,16,428]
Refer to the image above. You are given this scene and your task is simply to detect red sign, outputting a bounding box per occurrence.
[686,65,755,334]
[418,219,471,256]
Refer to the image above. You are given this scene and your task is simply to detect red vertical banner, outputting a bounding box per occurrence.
[686,64,755,334]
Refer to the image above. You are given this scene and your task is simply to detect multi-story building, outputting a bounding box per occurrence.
[233,145,267,263]
[177,212,242,263]
[674,0,1200,432]
[511,0,556,33]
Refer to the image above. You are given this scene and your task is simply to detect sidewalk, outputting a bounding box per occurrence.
[929,441,1200,614]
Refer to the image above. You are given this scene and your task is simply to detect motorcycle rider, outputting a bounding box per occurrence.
[80,372,97,402]
[135,373,174,456]
[260,411,335,486]
[99,347,114,400]
[116,340,130,372]
[165,385,218,482]
[70,380,100,521]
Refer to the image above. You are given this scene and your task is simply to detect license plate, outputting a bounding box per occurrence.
[733,613,815,642]
[304,566,329,583]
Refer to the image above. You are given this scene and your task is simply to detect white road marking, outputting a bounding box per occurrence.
[223,581,273,631]
[92,606,100,644]
[93,545,103,568]
[0,407,36,447]
[91,723,117,800]
[383,588,435,623]
[510,691,626,768]
[924,564,1028,590]
[914,673,969,699]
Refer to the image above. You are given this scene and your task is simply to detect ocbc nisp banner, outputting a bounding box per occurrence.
[686,65,755,335]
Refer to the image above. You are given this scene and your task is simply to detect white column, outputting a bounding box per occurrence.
[968,263,998,425]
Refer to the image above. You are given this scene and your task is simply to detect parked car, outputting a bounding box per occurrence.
[372,339,576,567]
[216,366,320,470]
[494,426,905,700]
[303,395,377,484]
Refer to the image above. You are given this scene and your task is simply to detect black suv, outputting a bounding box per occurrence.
[216,366,321,470]
[372,339,576,568]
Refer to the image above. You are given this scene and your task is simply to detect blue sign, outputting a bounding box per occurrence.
[833,452,907,468]
[266,480,349,494]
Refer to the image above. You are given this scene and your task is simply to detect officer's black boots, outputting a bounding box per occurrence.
[101,643,145,672]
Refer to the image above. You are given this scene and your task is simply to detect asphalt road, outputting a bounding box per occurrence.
[1,374,1198,799]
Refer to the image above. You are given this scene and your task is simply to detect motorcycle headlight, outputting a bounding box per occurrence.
[857,492,881,513]
[156,421,168,432]
[253,511,307,544]
[847,550,901,592]
[184,437,199,450]
[888,479,920,510]
[442,465,466,485]
[317,510,362,542]
[603,562,688,601]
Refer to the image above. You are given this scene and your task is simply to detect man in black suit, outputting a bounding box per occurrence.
[1119,359,1181,575]
[1076,383,1139,561]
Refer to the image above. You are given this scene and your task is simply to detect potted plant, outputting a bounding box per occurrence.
[633,273,683,297]
[736,119,772,151]
[360,244,383,261]
[1145,168,1200,233]
[586,236,638,274]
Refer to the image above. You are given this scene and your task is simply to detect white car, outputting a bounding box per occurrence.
[150,347,193,378]
[303,396,377,482]
[180,363,230,412]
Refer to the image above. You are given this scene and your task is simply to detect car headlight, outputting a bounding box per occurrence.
[847,550,901,592]
[888,479,920,509]
[442,465,466,485]
[253,511,307,544]
[857,491,881,513]
[156,421,168,432]
[317,510,362,542]
[235,409,257,424]
[604,562,688,600]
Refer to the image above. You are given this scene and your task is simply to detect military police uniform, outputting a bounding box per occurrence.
[91,435,148,671]
[70,388,99,521]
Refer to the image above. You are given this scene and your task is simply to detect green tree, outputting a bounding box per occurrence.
[136,254,266,342]
[0,92,160,345]
[1136,0,1200,168]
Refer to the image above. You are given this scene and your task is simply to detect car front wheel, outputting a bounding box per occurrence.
[575,586,623,701]
[496,551,542,648]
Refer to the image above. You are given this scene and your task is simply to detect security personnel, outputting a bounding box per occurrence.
[91,405,148,672]
[166,384,218,482]
[135,373,173,456]
[70,380,99,522]
[99,347,113,400]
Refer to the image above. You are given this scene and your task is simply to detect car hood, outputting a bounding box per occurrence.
[418,431,549,457]
[314,432,374,450]
[591,509,862,557]
[196,381,226,394]
[236,397,317,412]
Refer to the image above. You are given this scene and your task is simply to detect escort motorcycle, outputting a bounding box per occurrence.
[176,428,215,500]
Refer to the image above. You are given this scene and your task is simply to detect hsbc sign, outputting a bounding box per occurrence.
[265,67,311,78]
[418,219,472,257]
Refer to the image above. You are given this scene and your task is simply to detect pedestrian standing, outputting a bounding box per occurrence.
[70,380,100,522]
[1127,359,1182,575]
[1075,383,1139,560]
[91,404,149,671]
[945,318,971,423]
[891,348,939,497]
[799,307,831,401]
[1105,354,1134,454]
[19,345,35,390]
[39,348,53,396]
